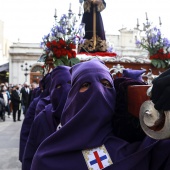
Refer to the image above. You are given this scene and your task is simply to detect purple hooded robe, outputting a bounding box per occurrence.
[31,59,170,170]
[22,66,71,170]
[34,73,52,116]
[19,73,51,162]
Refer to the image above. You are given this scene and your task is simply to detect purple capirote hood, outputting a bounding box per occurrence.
[50,66,71,117]
[31,59,117,169]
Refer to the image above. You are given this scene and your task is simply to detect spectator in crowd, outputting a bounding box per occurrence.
[0,95,5,121]
[0,84,11,118]
[21,82,31,115]
[11,85,22,122]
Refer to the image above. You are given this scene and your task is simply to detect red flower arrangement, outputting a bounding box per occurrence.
[46,39,76,59]
[136,21,170,68]
[150,48,170,60]
[149,48,170,68]
[38,13,82,67]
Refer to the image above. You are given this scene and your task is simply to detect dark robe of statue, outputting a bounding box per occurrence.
[79,0,107,52]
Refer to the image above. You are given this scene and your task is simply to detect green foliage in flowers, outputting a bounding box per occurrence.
[52,56,80,67]
[151,59,170,69]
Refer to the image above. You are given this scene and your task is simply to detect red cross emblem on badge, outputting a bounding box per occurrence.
[90,151,107,169]
[82,145,113,170]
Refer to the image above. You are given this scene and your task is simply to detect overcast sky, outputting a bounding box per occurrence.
[0,0,170,43]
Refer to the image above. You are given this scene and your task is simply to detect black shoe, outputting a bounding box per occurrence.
[13,120,16,122]
[18,119,21,121]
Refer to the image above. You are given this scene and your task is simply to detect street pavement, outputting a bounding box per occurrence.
[0,114,23,170]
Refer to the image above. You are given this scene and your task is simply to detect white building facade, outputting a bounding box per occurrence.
[0,20,12,83]
[9,43,43,85]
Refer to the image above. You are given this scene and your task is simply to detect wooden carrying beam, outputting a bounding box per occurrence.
[127,85,151,118]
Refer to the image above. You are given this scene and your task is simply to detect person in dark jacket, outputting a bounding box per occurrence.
[0,96,5,121]
[11,85,22,122]
[0,84,11,118]
[21,82,31,115]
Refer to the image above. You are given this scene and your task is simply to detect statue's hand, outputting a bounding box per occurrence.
[92,0,102,5]
[151,68,170,111]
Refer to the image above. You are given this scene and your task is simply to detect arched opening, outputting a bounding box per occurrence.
[30,65,43,84]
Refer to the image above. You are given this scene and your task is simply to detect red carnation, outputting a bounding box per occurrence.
[61,49,68,56]
[56,42,62,49]
[51,40,57,46]
[69,43,76,49]
[55,50,62,58]
[158,48,164,54]
[71,50,76,58]
[46,41,51,48]
[59,39,66,47]
[166,53,170,59]
[67,51,73,59]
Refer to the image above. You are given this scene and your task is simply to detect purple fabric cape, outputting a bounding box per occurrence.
[34,95,51,117]
[30,87,41,103]
[31,59,170,170]
[35,87,41,97]
[19,73,51,162]
[19,96,41,162]
[22,66,71,170]
[22,104,55,170]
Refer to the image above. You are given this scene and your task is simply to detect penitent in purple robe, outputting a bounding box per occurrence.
[31,59,170,170]
[22,66,71,170]
[34,72,52,116]
[19,73,51,162]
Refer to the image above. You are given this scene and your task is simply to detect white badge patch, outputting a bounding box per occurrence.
[82,145,113,170]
